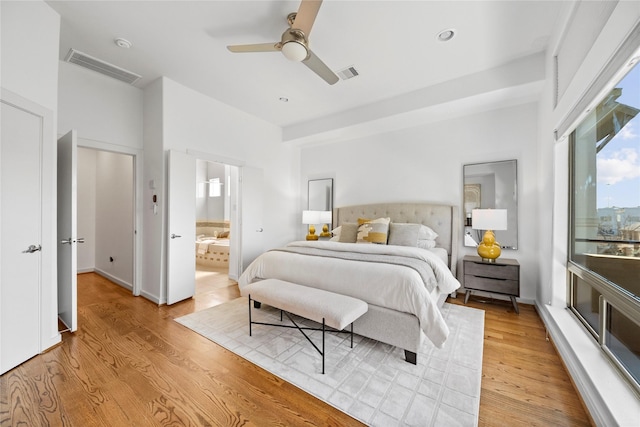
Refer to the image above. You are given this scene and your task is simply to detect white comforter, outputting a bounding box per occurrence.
[238,241,461,347]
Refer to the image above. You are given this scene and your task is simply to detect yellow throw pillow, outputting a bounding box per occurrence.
[356,217,390,244]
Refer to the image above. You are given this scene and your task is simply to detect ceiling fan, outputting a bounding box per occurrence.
[226,0,339,85]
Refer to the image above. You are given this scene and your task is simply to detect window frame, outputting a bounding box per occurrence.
[567,98,640,396]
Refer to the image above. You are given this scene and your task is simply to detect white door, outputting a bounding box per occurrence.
[167,150,196,304]
[0,99,42,374]
[239,166,264,272]
[57,130,78,332]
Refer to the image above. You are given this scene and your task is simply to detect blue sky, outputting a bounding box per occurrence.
[596,63,640,209]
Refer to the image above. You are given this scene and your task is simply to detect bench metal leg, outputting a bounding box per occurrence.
[248,294,252,336]
[248,302,354,374]
[322,318,325,375]
[350,323,354,348]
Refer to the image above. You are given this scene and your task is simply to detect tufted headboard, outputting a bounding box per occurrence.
[334,202,459,276]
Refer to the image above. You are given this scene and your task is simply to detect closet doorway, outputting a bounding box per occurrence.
[77,146,136,293]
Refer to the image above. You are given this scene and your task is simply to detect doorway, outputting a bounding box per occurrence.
[194,159,238,298]
[77,146,136,292]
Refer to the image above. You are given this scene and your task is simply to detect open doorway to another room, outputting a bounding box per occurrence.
[194,159,238,302]
[77,147,135,292]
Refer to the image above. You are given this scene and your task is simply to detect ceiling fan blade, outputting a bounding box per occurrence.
[293,0,322,36]
[227,42,280,53]
[302,49,339,85]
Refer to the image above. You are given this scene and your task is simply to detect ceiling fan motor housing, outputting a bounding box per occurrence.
[281,29,309,61]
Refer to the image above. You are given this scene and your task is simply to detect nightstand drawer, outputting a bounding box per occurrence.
[465,261,519,281]
[464,275,519,296]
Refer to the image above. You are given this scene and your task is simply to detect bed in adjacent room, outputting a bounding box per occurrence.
[238,202,461,364]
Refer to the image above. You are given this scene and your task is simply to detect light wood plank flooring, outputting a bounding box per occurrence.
[1,272,592,426]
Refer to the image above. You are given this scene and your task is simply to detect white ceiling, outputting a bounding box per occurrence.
[47,0,566,139]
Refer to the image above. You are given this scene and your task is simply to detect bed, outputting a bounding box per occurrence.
[238,202,460,364]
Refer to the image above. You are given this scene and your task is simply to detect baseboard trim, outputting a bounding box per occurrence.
[94,269,132,292]
[139,290,161,305]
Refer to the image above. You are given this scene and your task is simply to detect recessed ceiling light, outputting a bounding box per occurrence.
[436,29,455,42]
[279,97,289,103]
[115,38,132,49]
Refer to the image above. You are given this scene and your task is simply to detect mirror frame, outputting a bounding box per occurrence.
[308,178,333,229]
[463,160,518,249]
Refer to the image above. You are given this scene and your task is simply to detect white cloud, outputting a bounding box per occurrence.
[619,122,637,140]
[597,148,640,185]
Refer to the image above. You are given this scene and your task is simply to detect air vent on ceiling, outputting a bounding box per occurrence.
[337,66,359,81]
[64,48,141,85]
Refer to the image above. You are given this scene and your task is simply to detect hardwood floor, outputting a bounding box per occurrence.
[0,273,592,426]
[449,295,592,426]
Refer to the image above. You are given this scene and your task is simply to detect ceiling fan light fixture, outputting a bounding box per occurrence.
[281,41,308,62]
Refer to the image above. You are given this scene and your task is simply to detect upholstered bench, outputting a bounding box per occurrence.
[243,279,368,374]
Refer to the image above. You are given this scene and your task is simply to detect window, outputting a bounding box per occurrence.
[568,59,640,394]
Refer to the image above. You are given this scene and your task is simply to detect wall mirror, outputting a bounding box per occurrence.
[308,178,333,229]
[463,160,518,249]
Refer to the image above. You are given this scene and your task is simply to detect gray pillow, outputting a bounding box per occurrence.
[388,223,421,247]
[338,223,359,243]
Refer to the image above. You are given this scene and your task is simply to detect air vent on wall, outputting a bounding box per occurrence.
[337,66,359,80]
[64,48,141,85]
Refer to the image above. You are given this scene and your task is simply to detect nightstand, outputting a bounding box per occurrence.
[463,255,520,313]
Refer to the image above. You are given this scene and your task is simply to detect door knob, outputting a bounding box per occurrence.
[171,234,182,239]
[77,237,85,243]
[61,238,72,244]
[256,228,264,232]
[23,244,42,253]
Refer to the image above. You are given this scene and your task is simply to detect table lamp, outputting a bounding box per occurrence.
[472,209,507,262]
[302,210,321,240]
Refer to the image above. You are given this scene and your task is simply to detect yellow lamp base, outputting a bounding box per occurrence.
[306,224,318,240]
[319,223,331,237]
[477,230,501,262]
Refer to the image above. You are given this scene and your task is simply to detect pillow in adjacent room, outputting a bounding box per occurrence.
[388,223,421,247]
[357,217,390,244]
[338,223,359,243]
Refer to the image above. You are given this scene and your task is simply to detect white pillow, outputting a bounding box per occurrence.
[418,224,438,240]
[417,239,437,249]
[388,223,420,247]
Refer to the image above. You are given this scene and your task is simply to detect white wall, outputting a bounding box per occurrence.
[300,102,540,301]
[142,77,300,303]
[58,61,143,149]
[1,0,61,352]
[1,1,59,112]
[77,148,97,272]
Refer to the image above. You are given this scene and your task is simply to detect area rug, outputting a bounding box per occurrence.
[175,298,484,426]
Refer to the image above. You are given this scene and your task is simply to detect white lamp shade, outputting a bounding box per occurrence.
[302,210,321,225]
[472,209,507,230]
[319,210,332,223]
